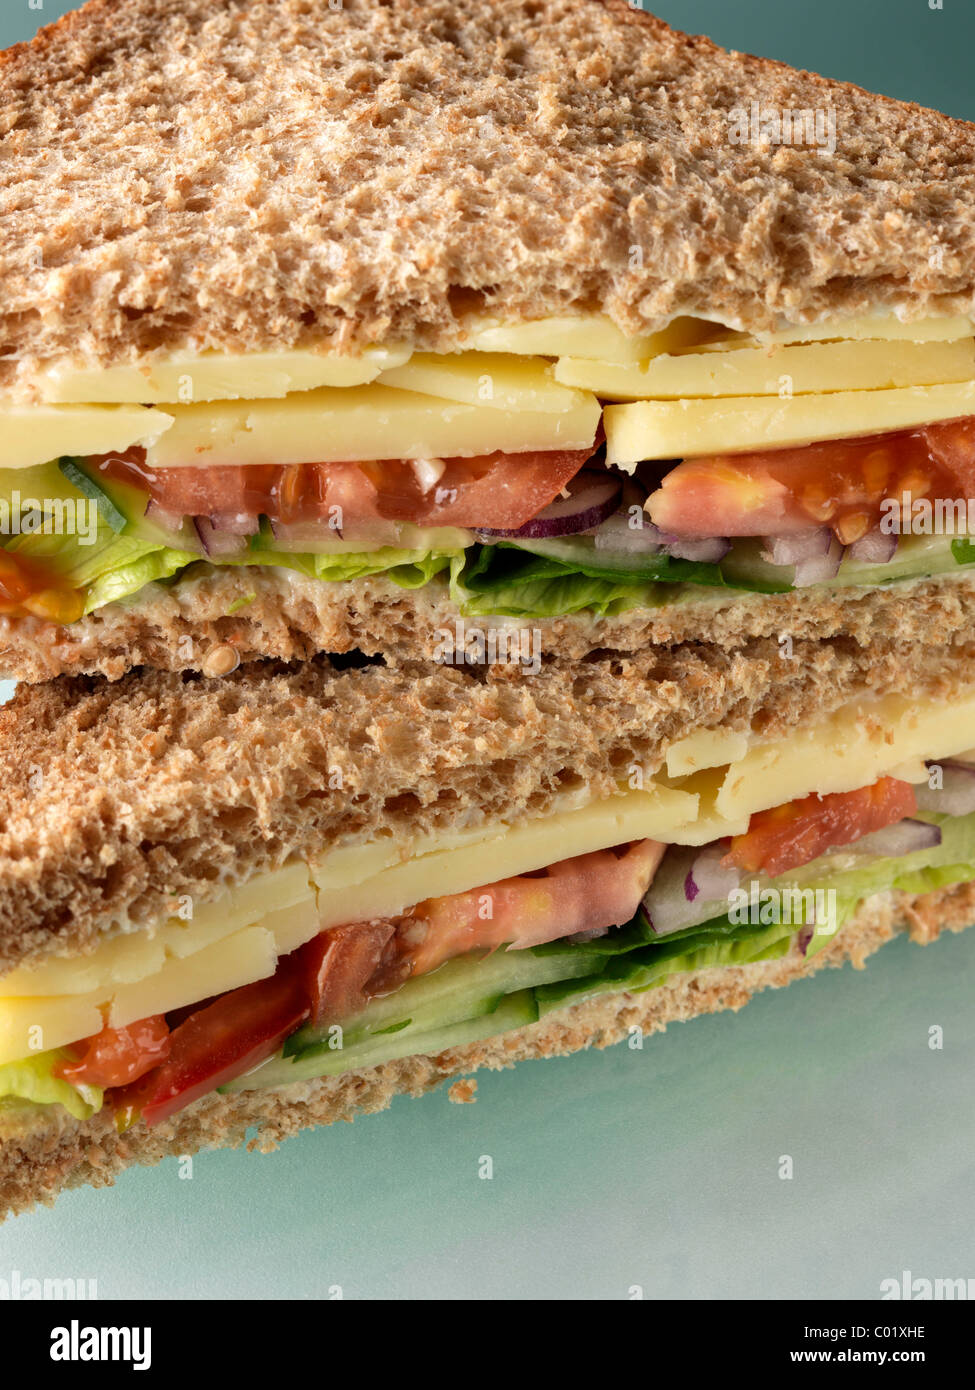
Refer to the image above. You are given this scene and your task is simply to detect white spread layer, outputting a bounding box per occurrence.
[4,685,975,1064]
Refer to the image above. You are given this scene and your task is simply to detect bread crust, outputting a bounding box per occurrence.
[1,0,974,394]
[5,564,975,682]
[1,876,970,1221]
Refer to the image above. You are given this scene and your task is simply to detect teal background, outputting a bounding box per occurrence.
[2,1,974,1299]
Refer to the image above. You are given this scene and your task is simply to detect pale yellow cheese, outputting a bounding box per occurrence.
[461,314,713,363]
[109,927,278,1029]
[755,313,975,346]
[0,994,106,1069]
[377,353,585,413]
[309,783,701,922]
[30,345,413,406]
[605,381,975,466]
[713,690,975,822]
[145,385,601,468]
[0,403,172,471]
[0,862,317,997]
[665,728,751,778]
[556,338,975,401]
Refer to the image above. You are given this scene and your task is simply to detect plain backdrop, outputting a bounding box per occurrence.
[0,0,973,1300]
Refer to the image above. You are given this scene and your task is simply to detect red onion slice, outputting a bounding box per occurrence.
[762,528,846,587]
[641,844,739,937]
[849,526,898,565]
[144,498,187,533]
[914,763,975,817]
[593,512,664,554]
[208,511,262,536]
[686,844,741,901]
[193,517,250,557]
[660,533,732,563]
[843,818,942,858]
[477,471,622,539]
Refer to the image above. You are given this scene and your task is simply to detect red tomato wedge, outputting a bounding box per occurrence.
[645,421,975,540]
[119,970,309,1128]
[405,839,665,977]
[55,1015,171,1089]
[722,778,918,879]
[298,922,396,1029]
[97,445,597,533]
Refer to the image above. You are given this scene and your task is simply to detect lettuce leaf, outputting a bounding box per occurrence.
[80,543,460,614]
[0,1050,103,1120]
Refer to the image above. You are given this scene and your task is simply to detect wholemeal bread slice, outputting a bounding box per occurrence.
[1,877,971,1221]
[4,633,975,974]
[2,0,975,391]
[6,563,975,683]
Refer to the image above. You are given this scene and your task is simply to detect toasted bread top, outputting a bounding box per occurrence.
[1,0,974,393]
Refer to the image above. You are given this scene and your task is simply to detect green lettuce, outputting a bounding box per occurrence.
[0,1050,103,1120]
[80,543,460,614]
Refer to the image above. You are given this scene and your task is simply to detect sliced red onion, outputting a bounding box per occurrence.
[642,844,740,937]
[593,511,664,554]
[797,925,815,957]
[209,511,261,536]
[193,517,249,558]
[849,526,898,565]
[144,498,186,533]
[686,844,741,901]
[660,533,732,563]
[914,762,975,817]
[477,471,621,539]
[761,528,848,586]
[762,527,833,566]
[845,818,942,858]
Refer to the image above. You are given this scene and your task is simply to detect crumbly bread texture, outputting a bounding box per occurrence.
[6,564,975,682]
[3,633,975,973]
[2,0,974,394]
[1,878,970,1221]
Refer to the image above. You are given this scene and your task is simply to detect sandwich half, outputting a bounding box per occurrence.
[2,0,975,679]
[4,641,975,1216]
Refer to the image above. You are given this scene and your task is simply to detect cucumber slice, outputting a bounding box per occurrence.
[223,988,539,1092]
[285,943,601,1058]
[58,458,128,535]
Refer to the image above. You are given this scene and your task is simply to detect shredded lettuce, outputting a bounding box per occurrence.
[0,1050,103,1120]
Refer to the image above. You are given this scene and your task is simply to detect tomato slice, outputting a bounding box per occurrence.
[646,423,970,540]
[96,445,596,534]
[723,778,918,878]
[119,969,309,1127]
[298,922,395,1029]
[55,1015,171,1089]
[405,840,664,976]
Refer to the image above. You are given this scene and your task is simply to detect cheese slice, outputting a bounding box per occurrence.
[0,403,172,471]
[30,345,413,406]
[145,384,601,468]
[755,313,975,346]
[713,689,975,822]
[605,381,975,465]
[377,353,585,413]
[309,782,700,920]
[461,314,713,363]
[109,927,279,1030]
[665,728,751,778]
[556,337,975,401]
